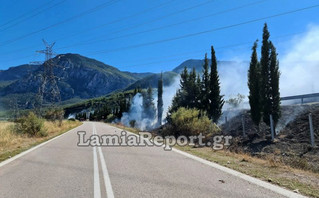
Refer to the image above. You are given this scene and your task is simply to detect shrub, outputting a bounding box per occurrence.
[14,112,47,137]
[44,108,64,126]
[129,120,136,128]
[164,107,220,138]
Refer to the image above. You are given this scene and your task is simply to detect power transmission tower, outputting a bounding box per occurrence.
[32,39,61,113]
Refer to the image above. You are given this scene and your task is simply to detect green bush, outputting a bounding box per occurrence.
[164,107,220,138]
[44,108,64,126]
[105,114,117,123]
[14,112,47,137]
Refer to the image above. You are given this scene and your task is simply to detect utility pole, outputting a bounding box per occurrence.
[31,39,61,113]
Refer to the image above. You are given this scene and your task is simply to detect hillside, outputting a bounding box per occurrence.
[222,103,319,172]
[125,71,178,90]
[172,59,245,74]
[0,53,152,110]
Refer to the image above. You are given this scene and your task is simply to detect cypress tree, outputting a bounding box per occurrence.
[195,73,202,109]
[248,40,262,127]
[142,86,156,119]
[169,67,189,116]
[269,42,281,125]
[201,53,210,110]
[209,46,224,122]
[188,67,197,108]
[260,23,272,125]
[260,23,281,126]
[157,73,163,125]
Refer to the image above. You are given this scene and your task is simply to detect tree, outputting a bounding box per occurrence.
[201,53,210,110]
[142,86,156,120]
[260,23,281,126]
[260,23,271,125]
[157,73,164,125]
[169,67,189,113]
[195,74,202,109]
[187,67,198,109]
[269,42,281,125]
[209,46,224,122]
[248,41,262,127]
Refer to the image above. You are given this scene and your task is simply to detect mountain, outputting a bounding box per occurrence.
[0,53,152,110]
[125,71,178,90]
[0,64,41,88]
[0,64,40,81]
[172,59,244,74]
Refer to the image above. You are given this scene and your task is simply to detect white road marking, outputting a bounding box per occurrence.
[93,123,101,198]
[98,146,115,198]
[0,124,82,168]
[94,123,115,198]
[117,126,307,198]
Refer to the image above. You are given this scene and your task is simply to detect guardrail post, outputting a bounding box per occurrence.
[241,115,246,137]
[270,115,275,141]
[308,113,315,147]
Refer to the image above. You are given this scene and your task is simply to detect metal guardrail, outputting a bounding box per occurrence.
[281,93,319,104]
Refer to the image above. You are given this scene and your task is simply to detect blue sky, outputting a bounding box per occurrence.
[1,0,319,73]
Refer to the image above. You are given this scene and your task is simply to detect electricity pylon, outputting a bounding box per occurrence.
[32,39,61,112]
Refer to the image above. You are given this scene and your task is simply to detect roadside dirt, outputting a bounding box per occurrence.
[222,103,319,173]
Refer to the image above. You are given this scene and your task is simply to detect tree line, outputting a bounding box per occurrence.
[169,46,224,123]
[170,23,281,127]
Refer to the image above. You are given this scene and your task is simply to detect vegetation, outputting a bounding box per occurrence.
[248,23,281,127]
[157,73,163,125]
[170,46,224,123]
[0,120,81,162]
[209,46,224,122]
[259,23,281,126]
[248,41,262,127]
[164,107,220,138]
[226,94,245,109]
[44,108,64,126]
[13,112,47,137]
[142,86,156,120]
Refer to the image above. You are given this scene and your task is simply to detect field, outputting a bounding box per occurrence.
[0,120,82,162]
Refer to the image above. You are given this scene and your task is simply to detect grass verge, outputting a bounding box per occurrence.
[0,120,82,163]
[111,123,319,198]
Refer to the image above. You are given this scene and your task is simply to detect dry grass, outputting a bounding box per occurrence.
[0,120,82,162]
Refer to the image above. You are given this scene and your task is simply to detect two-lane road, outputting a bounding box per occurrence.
[0,122,306,198]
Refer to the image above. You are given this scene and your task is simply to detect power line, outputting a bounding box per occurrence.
[0,31,305,66]
[57,0,216,49]
[1,0,176,55]
[57,0,267,50]
[0,0,56,28]
[0,0,67,32]
[117,31,305,68]
[53,0,177,42]
[87,4,319,55]
[0,0,121,46]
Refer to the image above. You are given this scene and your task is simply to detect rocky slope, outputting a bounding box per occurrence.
[0,53,152,109]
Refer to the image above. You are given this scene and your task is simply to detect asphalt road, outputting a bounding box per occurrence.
[0,122,306,198]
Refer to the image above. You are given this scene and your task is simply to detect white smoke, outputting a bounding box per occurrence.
[120,25,319,129]
[120,76,180,130]
[280,25,319,97]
